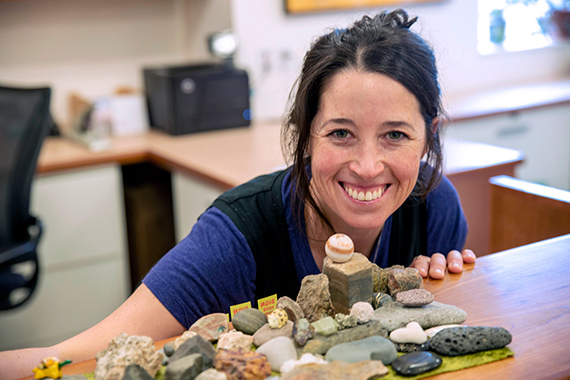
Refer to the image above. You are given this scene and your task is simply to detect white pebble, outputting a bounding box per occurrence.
[349,301,374,323]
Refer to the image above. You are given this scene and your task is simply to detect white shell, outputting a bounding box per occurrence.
[325,234,354,263]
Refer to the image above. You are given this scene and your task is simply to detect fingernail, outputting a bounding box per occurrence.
[451,262,460,269]
[433,268,442,274]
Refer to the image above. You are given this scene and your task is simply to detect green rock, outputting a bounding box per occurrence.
[311,316,339,336]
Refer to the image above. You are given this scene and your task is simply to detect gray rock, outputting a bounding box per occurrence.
[165,353,203,380]
[372,293,393,309]
[163,342,175,357]
[325,336,397,365]
[296,274,334,323]
[232,308,268,335]
[393,340,430,353]
[256,336,298,372]
[371,301,467,332]
[430,326,512,356]
[169,335,216,369]
[396,289,434,307]
[300,319,388,356]
[392,351,442,376]
[253,320,294,347]
[122,364,154,380]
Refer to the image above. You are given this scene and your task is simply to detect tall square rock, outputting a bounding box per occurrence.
[323,252,373,314]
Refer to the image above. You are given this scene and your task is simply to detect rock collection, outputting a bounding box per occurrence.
[94,234,513,380]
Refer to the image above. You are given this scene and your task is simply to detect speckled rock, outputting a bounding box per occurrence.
[371,264,404,294]
[169,334,217,369]
[389,322,427,344]
[349,302,374,323]
[371,301,467,332]
[396,289,434,307]
[256,336,297,372]
[276,296,304,322]
[430,326,512,356]
[232,308,268,335]
[281,360,388,380]
[372,292,393,309]
[268,308,289,329]
[174,331,198,350]
[393,340,430,353]
[292,318,315,346]
[392,351,442,376]
[217,331,254,351]
[189,313,229,341]
[94,333,163,380]
[334,313,358,330]
[253,320,294,347]
[387,268,423,295]
[213,348,272,380]
[325,335,397,365]
[296,274,334,323]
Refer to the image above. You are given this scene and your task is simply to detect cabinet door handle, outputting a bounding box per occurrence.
[496,125,530,138]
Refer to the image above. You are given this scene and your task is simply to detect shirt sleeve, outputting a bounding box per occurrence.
[142,207,257,329]
[425,176,468,256]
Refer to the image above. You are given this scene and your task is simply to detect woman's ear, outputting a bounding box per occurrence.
[430,116,441,135]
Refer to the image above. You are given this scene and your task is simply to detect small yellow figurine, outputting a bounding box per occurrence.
[32,357,71,379]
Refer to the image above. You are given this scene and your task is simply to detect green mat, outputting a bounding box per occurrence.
[82,347,514,379]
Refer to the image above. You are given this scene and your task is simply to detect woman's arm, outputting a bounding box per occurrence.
[0,284,185,380]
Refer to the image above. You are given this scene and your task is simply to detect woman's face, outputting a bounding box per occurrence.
[308,69,427,235]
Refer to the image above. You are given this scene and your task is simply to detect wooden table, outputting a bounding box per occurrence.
[35,233,570,380]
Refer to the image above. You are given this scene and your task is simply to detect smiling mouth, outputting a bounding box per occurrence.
[342,183,390,201]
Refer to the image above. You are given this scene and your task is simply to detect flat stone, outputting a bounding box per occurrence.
[325,335,397,365]
[430,326,512,356]
[165,353,203,380]
[296,274,334,323]
[253,320,294,347]
[281,360,388,380]
[372,292,393,309]
[276,296,304,322]
[188,313,229,341]
[300,319,388,356]
[389,322,427,344]
[371,301,467,332]
[170,334,216,369]
[292,318,315,346]
[323,252,373,314]
[256,336,297,372]
[387,268,423,295]
[393,340,430,353]
[371,264,404,294]
[311,316,339,336]
[392,351,442,376]
[217,331,254,351]
[396,289,434,307]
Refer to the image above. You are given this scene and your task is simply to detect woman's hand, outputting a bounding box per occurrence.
[410,249,476,279]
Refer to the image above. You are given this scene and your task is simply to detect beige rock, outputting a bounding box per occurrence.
[217,331,254,351]
[174,330,198,350]
[281,360,388,380]
[296,274,334,323]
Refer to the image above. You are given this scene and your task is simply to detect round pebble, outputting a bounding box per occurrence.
[325,234,354,263]
[349,301,374,323]
[392,351,442,376]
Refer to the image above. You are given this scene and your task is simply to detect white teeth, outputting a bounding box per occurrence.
[373,190,378,198]
[365,191,372,201]
[343,184,385,201]
[357,191,365,201]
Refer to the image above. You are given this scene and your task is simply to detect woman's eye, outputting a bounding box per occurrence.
[388,131,404,140]
[333,129,350,138]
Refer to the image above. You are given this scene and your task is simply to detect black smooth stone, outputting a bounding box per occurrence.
[391,351,442,376]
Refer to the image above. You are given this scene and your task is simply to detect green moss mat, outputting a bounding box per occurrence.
[82,348,514,379]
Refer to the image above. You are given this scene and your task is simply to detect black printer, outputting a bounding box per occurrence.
[143,63,251,135]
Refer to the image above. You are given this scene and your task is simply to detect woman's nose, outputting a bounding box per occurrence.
[349,144,385,180]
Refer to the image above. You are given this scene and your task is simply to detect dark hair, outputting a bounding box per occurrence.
[282,9,444,233]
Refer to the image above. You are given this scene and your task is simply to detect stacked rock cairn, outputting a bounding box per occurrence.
[92,234,512,380]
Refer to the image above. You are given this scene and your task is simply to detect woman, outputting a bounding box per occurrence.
[0,9,474,379]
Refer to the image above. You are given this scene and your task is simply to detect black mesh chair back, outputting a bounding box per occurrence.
[0,85,51,310]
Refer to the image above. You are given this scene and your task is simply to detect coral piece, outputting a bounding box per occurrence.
[325,233,354,263]
[268,308,288,329]
[349,302,374,323]
[214,348,272,380]
[94,333,163,380]
[296,274,334,323]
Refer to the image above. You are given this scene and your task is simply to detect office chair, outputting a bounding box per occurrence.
[0,85,51,311]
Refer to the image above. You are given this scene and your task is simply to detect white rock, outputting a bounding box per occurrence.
[424,324,464,338]
[256,336,297,372]
[350,301,374,323]
[195,368,228,380]
[280,353,327,374]
[389,321,427,344]
[217,331,254,351]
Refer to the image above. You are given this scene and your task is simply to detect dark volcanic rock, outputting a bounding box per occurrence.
[430,326,512,356]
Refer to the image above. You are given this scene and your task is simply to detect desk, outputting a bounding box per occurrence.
[40,233,570,380]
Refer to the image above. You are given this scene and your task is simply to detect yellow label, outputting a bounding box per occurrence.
[258,294,278,315]
[230,301,251,319]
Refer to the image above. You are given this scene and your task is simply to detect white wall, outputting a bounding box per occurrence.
[0,0,232,131]
[230,0,570,121]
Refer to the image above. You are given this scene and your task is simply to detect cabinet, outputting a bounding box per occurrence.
[446,105,570,191]
[0,165,130,350]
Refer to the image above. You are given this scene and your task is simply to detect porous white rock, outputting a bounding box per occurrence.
[280,353,327,374]
[389,321,427,344]
[349,301,374,323]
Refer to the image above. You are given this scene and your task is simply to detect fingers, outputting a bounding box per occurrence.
[446,250,463,274]
[462,249,476,263]
[428,253,447,279]
[410,255,430,278]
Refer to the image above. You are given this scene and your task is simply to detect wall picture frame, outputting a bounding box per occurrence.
[285,0,441,14]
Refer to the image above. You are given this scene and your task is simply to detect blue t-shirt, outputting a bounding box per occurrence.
[143,169,467,328]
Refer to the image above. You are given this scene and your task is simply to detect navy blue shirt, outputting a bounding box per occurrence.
[143,169,467,328]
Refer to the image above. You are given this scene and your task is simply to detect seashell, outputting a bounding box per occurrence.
[232,308,268,335]
[268,308,288,329]
[325,234,354,263]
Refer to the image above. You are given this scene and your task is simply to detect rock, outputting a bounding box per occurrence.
[256,336,297,372]
[232,308,268,335]
[195,368,228,380]
[189,313,229,341]
[217,331,254,351]
[392,351,442,376]
[170,334,217,369]
[163,342,175,357]
[164,353,203,380]
[325,233,354,263]
[292,318,315,346]
[424,324,463,338]
[389,321,427,344]
[268,308,288,329]
[430,326,512,356]
[387,268,423,295]
[94,333,163,380]
[213,348,272,380]
[334,313,357,330]
[253,320,294,347]
[372,292,393,309]
[371,264,404,294]
[296,274,334,323]
[393,341,430,353]
[349,302,374,323]
[174,331,198,350]
[281,360,388,380]
[122,364,154,380]
[396,288,434,307]
[311,316,339,336]
[301,320,388,356]
[279,353,327,375]
[325,336,397,365]
[371,301,467,332]
[276,296,304,323]
[323,253,372,314]
[61,376,89,380]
